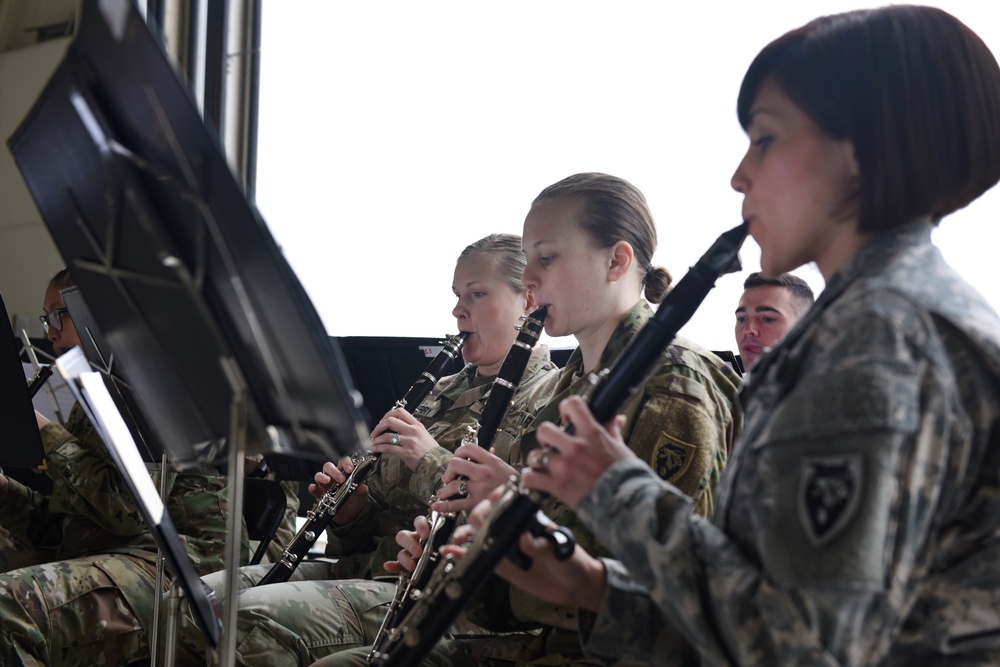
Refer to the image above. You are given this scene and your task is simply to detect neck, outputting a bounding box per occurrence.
[816,222,875,282]
[576,297,640,375]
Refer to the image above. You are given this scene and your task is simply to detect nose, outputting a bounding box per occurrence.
[452,299,468,321]
[741,319,759,337]
[731,151,750,194]
[46,326,60,346]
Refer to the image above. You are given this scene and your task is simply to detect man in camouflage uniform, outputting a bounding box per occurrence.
[176,343,559,666]
[0,271,246,666]
[734,271,813,371]
[321,300,742,667]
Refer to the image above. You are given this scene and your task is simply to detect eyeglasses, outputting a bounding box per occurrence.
[39,307,70,333]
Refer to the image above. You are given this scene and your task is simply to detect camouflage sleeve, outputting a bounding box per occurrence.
[628,371,731,518]
[320,445,456,565]
[324,493,384,557]
[578,458,758,666]
[0,476,60,546]
[579,558,695,665]
[41,420,148,537]
[578,335,952,666]
[410,445,453,500]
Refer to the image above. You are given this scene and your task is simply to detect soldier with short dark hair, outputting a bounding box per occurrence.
[735,271,814,370]
[472,5,1000,666]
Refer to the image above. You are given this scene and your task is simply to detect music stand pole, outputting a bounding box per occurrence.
[150,452,170,666]
[163,580,183,667]
[218,355,248,667]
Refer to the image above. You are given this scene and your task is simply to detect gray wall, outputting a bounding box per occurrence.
[0,37,71,335]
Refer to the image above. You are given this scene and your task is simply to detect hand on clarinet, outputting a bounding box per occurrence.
[523,395,637,509]
[370,408,439,470]
[440,487,607,613]
[307,458,370,526]
[384,514,431,575]
[432,444,518,514]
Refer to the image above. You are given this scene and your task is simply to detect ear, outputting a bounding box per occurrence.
[607,241,635,282]
[523,289,538,314]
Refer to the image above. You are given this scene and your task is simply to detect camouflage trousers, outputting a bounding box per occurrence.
[0,552,158,667]
[309,628,609,667]
[179,562,519,667]
[177,561,396,666]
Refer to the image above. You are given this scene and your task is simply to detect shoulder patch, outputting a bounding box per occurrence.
[798,454,863,547]
[651,435,696,482]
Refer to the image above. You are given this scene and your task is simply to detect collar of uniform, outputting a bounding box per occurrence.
[822,219,934,306]
[559,300,654,380]
[749,220,934,382]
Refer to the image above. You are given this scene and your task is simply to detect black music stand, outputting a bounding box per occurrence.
[7,0,368,662]
[0,293,45,470]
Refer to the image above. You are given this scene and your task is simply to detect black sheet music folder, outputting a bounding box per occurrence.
[60,284,167,463]
[7,0,368,471]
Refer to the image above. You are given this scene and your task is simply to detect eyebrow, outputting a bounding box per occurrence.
[735,305,783,315]
[746,106,780,128]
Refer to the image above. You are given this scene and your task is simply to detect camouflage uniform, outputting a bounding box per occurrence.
[0,403,243,666]
[575,223,1000,665]
[178,346,560,666]
[317,301,742,667]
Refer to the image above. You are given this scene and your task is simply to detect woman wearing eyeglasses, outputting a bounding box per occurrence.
[0,269,242,666]
[38,271,78,356]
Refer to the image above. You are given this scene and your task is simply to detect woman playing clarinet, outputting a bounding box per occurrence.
[320,172,743,667]
[178,234,559,665]
[471,6,1000,666]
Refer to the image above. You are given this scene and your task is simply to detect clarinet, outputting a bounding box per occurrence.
[255,332,469,587]
[368,306,547,664]
[375,221,749,667]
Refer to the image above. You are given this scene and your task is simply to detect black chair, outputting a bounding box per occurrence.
[242,477,288,566]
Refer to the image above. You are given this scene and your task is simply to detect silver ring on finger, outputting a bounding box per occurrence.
[389,433,401,446]
[458,480,469,496]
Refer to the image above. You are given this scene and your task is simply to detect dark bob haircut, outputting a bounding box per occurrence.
[737,5,1000,234]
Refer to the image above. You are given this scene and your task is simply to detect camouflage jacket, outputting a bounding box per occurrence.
[474,300,741,636]
[0,403,242,576]
[578,222,1000,666]
[324,345,559,579]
